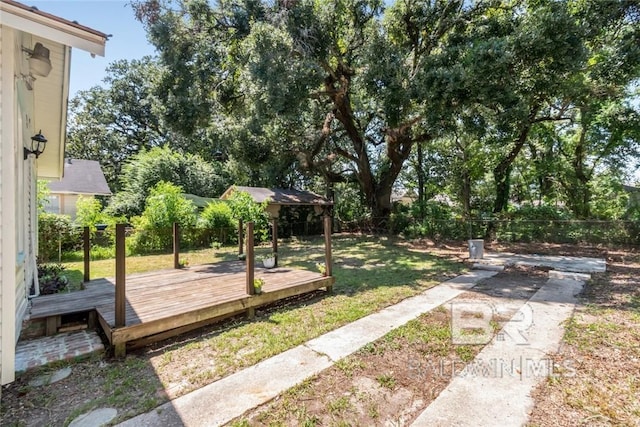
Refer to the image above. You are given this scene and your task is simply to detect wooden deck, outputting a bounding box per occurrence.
[29,261,334,353]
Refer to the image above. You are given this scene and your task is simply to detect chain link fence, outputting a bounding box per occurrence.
[336,217,640,246]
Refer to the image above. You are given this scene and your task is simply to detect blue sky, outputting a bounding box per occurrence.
[30,0,156,97]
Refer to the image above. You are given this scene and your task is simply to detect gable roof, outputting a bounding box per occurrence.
[47,159,111,195]
[220,186,332,206]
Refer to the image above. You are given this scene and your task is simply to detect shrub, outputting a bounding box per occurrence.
[403,201,467,240]
[129,182,197,254]
[38,213,81,262]
[75,196,104,230]
[38,262,69,295]
[226,189,270,242]
[198,200,236,245]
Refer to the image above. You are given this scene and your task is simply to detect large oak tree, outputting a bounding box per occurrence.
[133,0,493,224]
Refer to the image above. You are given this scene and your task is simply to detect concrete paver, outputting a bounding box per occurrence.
[28,366,72,387]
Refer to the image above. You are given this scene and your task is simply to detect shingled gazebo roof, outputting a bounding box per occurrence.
[220,186,333,207]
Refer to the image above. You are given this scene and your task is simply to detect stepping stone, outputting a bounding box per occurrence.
[28,366,72,387]
[69,408,117,427]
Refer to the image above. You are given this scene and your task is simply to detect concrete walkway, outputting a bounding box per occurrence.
[118,254,601,427]
[118,270,498,426]
[411,273,584,426]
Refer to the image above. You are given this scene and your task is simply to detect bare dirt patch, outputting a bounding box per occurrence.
[527,255,640,426]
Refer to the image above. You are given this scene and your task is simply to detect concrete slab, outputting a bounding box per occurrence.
[411,276,584,427]
[69,408,117,427]
[118,346,332,427]
[483,253,606,273]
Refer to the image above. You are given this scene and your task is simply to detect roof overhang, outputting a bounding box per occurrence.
[50,190,112,196]
[1,0,107,179]
[0,0,107,56]
[31,37,71,179]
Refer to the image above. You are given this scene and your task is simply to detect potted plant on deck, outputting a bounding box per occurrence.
[253,278,265,294]
[261,253,277,269]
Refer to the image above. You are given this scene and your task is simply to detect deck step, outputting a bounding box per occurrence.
[15,330,105,373]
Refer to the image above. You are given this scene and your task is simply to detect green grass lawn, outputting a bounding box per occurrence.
[61,234,461,292]
[16,234,466,425]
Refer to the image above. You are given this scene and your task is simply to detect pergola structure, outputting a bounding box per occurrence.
[220,186,334,289]
[220,185,333,256]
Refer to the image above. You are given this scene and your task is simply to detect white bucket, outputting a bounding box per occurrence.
[468,239,484,259]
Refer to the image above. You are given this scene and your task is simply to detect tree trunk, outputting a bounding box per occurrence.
[486,124,532,239]
[417,142,425,219]
[327,67,416,230]
[492,125,532,215]
[569,116,591,219]
[460,168,471,218]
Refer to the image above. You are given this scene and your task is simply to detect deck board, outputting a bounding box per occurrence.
[30,261,334,350]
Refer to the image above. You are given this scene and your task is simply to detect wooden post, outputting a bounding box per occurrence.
[271,218,278,267]
[115,224,126,357]
[115,224,126,327]
[246,221,255,295]
[238,219,244,256]
[83,227,90,283]
[324,214,333,292]
[173,222,180,269]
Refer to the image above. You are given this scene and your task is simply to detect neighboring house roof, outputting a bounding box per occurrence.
[47,159,112,195]
[220,186,333,206]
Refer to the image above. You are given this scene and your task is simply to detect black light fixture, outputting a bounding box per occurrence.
[24,131,47,159]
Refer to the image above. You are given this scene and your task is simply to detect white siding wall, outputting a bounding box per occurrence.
[0,25,17,386]
[0,22,4,393]
[14,32,31,344]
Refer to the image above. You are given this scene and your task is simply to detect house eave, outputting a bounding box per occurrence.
[0,0,107,56]
[50,190,112,196]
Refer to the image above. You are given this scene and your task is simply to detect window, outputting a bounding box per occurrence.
[46,195,60,214]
